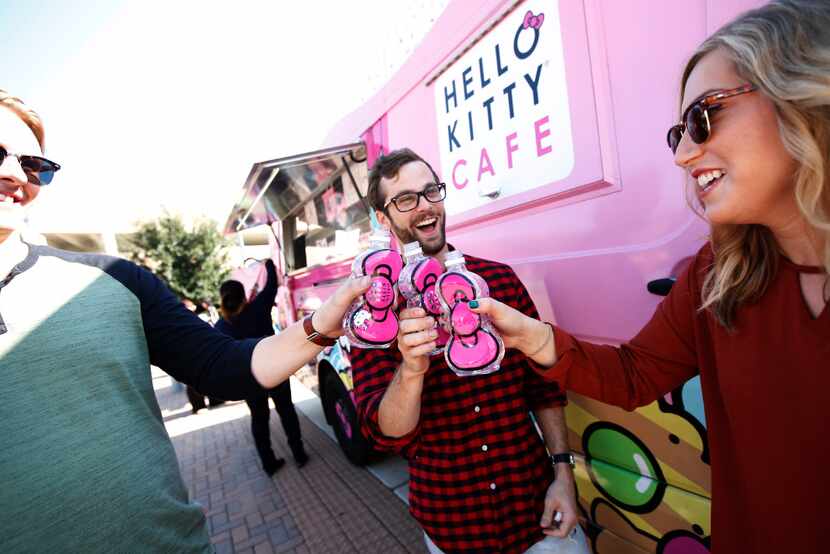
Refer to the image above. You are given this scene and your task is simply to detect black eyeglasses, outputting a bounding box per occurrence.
[383,182,446,212]
[0,145,61,186]
[667,84,756,154]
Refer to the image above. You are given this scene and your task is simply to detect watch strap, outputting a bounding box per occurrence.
[302,313,337,347]
[550,452,575,468]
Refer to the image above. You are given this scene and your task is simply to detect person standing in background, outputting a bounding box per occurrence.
[216,259,309,475]
[182,298,225,411]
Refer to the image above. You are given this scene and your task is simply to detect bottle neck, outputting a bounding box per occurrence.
[443,250,465,267]
[404,251,424,263]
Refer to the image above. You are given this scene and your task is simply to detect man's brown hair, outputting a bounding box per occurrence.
[367,148,441,211]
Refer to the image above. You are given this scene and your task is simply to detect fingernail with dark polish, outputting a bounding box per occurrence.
[468,300,479,309]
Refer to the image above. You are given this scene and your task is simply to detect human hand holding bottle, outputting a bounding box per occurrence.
[377,306,437,438]
[397,307,439,376]
[250,275,372,390]
[467,297,557,367]
[313,276,372,337]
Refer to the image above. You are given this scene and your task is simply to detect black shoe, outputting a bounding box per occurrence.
[292,446,309,468]
[264,458,286,477]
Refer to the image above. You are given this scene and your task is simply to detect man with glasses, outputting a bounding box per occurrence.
[0,90,370,552]
[350,148,588,553]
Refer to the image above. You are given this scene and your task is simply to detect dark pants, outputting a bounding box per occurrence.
[245,381,303,469]
[186,385,206,412]
[186,385,226,412]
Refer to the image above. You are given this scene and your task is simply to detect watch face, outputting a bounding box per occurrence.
[552,453,574,467]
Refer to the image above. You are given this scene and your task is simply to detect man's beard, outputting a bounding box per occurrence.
[388,214,446,256]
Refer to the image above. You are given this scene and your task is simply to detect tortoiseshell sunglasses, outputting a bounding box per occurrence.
[667,84,757,154]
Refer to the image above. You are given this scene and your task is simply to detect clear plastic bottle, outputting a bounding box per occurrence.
[343,228,404,349]
[397,241,449,356]
[435,250,505,376]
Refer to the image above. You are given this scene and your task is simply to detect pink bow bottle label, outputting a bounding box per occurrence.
[435,251,505,377]
[343,230,404,349]
[398,242,450,356]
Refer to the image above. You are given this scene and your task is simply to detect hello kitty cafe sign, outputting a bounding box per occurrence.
[433,1,574,215]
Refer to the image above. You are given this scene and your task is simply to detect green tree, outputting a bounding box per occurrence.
[125,214,231,305]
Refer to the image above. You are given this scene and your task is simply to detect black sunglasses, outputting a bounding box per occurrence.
[0,145,61,186]
[667,84,756,154]
[383,182,446,212]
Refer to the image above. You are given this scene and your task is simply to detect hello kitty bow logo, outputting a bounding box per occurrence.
[522,10,544,30]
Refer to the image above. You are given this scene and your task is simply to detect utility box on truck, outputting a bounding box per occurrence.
[225,1,765,552]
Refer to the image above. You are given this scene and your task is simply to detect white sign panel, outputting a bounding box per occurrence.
[433,0,574,215]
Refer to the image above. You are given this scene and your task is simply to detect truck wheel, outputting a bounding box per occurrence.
[321,370,372,466]
[319,364,336,425]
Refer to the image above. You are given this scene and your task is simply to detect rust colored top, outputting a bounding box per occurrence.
[538,245,828,554]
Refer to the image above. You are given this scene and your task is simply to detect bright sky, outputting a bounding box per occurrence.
[1,0,448,234]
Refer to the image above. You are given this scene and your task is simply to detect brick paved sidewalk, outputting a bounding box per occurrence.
[154,371,426,554]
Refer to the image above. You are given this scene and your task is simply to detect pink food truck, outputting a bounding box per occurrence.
[224,1,764,552]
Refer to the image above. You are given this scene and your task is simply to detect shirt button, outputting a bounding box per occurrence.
[474,406,481,413]
[481,444,488,452]
[489,483,497,490]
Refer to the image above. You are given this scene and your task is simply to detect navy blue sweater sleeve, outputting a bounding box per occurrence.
[123,263,265,399]
[118,262,264,399]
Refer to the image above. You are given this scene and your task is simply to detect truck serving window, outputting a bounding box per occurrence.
[224,143,371,272]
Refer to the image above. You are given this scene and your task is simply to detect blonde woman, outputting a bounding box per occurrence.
[469,1,828,552]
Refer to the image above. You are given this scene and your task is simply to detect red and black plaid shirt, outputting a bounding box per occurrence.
[350,253,567,554]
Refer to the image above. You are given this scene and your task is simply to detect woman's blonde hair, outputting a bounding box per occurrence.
[0,89,46,151]
[681,0,830,328]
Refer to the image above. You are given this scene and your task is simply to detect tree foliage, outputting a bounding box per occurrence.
[125,214,231,305]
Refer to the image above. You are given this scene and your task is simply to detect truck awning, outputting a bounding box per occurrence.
[223,142,365,234]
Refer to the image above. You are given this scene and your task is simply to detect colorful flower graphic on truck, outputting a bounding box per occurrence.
[569,376,711,553]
